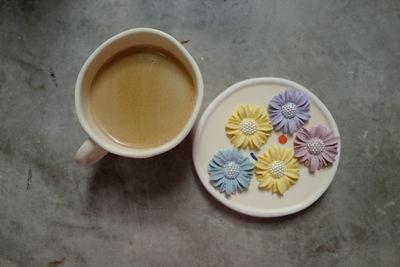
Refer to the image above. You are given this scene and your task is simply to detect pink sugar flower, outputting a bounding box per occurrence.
[294,125,339,172]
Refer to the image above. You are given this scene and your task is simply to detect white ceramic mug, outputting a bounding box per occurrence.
[74,28,203,166]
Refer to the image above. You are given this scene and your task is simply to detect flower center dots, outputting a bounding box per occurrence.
[240,118,257,135]
[307,138,325,155]
[224,161,240,179]
[281,102,297,119]
[270,161,286,178]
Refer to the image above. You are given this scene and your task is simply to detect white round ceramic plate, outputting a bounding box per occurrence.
[193,77,340,217]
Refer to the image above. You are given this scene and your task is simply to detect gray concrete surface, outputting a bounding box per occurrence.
[0,0,399,266]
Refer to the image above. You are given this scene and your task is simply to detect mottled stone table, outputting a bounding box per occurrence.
[1,0,399,266]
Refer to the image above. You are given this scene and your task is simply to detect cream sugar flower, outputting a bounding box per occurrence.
[225,104,273,150]
[255,146,300,195]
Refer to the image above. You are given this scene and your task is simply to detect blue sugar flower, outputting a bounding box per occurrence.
[208,149,254,195]
[268,88,310,134]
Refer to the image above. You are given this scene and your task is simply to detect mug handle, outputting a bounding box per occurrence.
[75,139,108,166]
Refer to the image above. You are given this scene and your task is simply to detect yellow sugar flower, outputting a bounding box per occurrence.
[225,104,273,150]
[255,146,300,195]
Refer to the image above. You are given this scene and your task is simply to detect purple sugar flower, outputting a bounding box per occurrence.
[294,125,339,172]
[268,88,310,134]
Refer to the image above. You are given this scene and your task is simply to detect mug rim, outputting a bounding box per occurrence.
[75,28,204,158]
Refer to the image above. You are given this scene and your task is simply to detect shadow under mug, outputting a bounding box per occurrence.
[74,28,204,166]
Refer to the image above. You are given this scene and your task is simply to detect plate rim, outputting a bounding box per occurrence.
[193,77,341,218]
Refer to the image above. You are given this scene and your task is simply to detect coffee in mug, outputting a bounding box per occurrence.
[86,46,195,149]
[75,28,203,165]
